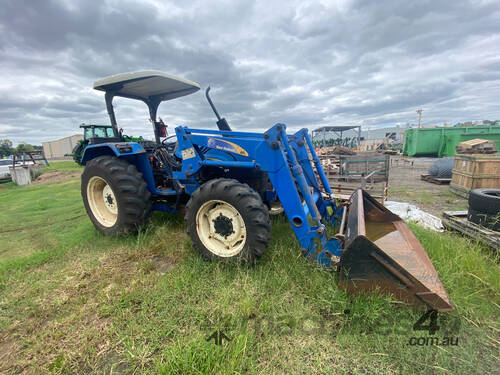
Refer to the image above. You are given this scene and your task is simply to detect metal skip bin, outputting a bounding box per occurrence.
[339,189,454,312]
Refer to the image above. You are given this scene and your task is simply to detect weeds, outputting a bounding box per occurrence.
[0,162,498,374]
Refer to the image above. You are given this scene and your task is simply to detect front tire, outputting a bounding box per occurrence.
[81,156,152,235]
[185,178,271,263]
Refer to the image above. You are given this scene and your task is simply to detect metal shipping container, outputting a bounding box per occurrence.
[403,126,500,157]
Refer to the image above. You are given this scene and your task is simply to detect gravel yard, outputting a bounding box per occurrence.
[388,156,468,217]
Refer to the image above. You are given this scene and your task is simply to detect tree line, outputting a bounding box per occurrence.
[0,139,43,158]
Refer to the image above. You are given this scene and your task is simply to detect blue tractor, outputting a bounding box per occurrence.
[81,71,453,312]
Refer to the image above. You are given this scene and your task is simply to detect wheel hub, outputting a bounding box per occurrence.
[195,200,246,257]
[213,214,234,238]
[102,184,117,214]
[106,194,113,205]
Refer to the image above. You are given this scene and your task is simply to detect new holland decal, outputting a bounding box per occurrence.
[207,138,249,156]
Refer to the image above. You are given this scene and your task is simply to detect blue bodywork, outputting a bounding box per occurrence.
[81,123,343,266]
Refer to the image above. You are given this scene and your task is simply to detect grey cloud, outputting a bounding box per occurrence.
[0,0,499,144]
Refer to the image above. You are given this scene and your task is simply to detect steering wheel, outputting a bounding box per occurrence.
[162,134,178,153]
[161,134,177,145]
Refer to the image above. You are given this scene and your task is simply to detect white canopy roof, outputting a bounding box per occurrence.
[93,71,200,102]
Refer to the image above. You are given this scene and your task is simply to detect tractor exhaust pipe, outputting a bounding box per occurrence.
[206,86,232,131]
[339,189,454,312]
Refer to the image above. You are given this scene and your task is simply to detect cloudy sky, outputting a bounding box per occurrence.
[1,0,499,144]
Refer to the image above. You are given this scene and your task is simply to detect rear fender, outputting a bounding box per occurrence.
[80,144,116,164]
[80,142,156,192]
[81,142,145,163]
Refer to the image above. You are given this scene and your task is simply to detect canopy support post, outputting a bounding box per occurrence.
[146,98,162,144]
[104,92,120,137]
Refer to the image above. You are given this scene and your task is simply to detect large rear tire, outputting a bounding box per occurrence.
[72,142,85,165]
[81,156,152,235]
[185,178,271,263]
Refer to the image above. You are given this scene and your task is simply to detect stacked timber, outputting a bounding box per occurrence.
[316,146,356,156]
[317,146,356,176]
[456,139,497,154]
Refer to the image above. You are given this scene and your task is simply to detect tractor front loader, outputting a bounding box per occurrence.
[80,71,453,312]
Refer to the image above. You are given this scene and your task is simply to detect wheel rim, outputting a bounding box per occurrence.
[87,176,118,227]
[196,200,246,257]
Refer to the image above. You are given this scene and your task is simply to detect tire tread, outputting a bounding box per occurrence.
[185,178,271,263]
[82,156,152,235]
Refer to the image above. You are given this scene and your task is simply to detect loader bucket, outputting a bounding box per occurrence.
[339,189,454,312]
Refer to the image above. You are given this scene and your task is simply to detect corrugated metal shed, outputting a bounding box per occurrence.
[42,134,83,159]
[361,126,405,141]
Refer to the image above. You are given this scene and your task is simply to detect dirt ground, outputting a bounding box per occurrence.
[33,171,81,184]
[388,156,468,217]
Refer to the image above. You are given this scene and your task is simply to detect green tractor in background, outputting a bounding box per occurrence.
[72,123,144,165]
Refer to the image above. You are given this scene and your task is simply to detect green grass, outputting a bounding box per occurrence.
[0,161,498,374]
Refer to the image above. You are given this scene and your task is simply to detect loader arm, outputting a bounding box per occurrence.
[173,123,453,311]
[175,123,350,265]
